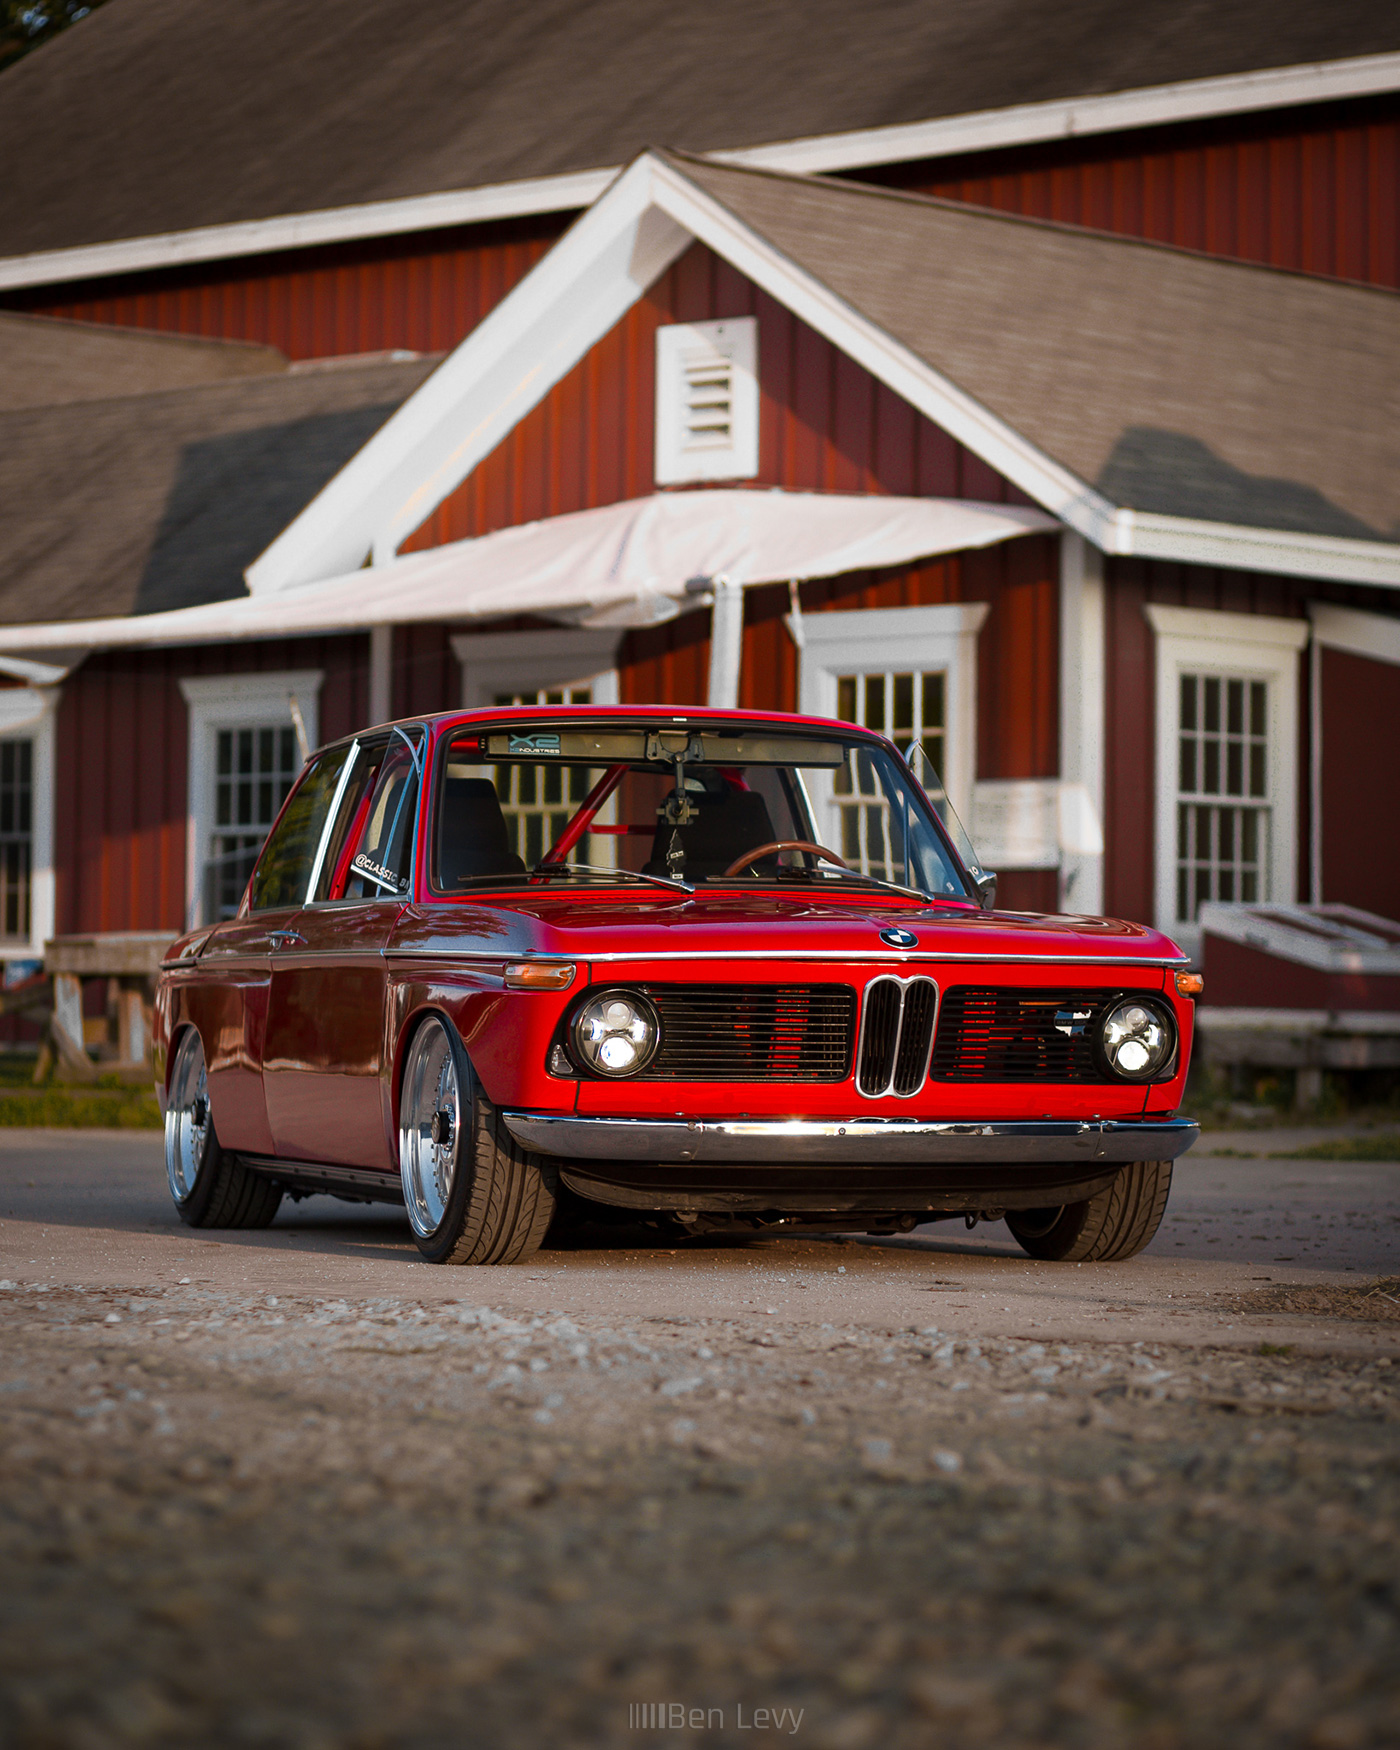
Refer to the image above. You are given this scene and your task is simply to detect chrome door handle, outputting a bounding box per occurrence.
[269,930,307,949]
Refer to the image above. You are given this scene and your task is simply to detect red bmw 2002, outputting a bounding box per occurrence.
[154,706,1199,1266]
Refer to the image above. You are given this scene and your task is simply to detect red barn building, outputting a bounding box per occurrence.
[0,0,1396,1024]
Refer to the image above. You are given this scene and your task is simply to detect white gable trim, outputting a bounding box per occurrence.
[715,51,1400,177]
[246,157,692,592]
[247,151,1400,598]
[3,51,1397,294]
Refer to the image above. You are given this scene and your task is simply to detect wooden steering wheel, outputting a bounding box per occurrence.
[721,840,849,878]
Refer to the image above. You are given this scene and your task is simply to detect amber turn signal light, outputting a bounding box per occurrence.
[504,961,576,991]
[1175,971,1204,998]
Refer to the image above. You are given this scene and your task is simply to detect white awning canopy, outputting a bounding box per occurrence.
[0,490,1055,653]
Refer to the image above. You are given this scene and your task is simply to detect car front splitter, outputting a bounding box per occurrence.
[502,1113,1198,1166]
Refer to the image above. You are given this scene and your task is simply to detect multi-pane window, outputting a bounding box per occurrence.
[832,670,946,880]
[0,739,32,942]
[492,687,606,867]
[1175,673,1270,923]
[209,725,300,919]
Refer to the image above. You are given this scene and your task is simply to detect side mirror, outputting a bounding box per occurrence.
[975,871,997,910]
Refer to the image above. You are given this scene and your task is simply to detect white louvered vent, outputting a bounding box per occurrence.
[655,317,759,485]
[681,341,734,452]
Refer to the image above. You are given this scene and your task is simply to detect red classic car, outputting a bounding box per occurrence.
[155,706,1198,1266]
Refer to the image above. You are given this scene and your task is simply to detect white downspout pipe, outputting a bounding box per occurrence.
[706,574,744,709]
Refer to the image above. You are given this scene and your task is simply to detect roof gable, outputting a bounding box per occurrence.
[249,150,1400,595]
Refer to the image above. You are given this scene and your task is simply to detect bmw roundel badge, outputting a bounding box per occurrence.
[879,927,918,948]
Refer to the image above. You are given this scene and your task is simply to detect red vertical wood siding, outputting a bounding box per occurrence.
[3,216,564,359]
[1318,647,1400,918]
[399,240,1054,767]
[400,240,1038,550]
[54,635,368,936]
[863,95,1400,290]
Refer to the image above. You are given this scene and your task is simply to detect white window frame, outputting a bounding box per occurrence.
[654,317,759,485]
[1144,604,1307,955]
[178,670,323,927]
[795,601,988,825]
[0,687,58,960]
[451,628,621,710]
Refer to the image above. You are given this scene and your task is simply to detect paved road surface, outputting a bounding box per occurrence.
[2,1129,1396,1349]
[1,1131,1397,1750]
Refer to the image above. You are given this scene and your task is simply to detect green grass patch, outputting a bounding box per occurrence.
[0,1087,162,1129]
[1256,1342,1295,1358]
[1273,1133,1400,1162]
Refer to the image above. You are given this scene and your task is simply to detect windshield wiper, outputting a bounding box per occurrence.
[751,865,934,903]
[529,861,694,895]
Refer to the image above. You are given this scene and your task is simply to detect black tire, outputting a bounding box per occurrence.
[1005,1160,1173,1262]
[165,1029,283,1229]
[399,1012,557,1266]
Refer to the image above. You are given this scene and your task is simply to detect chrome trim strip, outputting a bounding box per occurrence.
[387,947,1187,967]
[504,1113,1199,1166]
[304,737,360,905]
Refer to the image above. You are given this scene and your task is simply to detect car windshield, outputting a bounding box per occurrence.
[429,722,975,900]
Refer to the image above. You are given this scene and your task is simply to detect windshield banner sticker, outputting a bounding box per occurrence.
[507,733,561,756]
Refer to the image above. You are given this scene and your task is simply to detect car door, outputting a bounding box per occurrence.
[194,742,356,1157]
[262,729,424,1170]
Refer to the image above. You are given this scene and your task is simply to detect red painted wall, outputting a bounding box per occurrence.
[1318,645,1400,919]
[54,634,369,936]
[868,95,1400,290]
[3,216,562,360]
[1203,932,1400,1011]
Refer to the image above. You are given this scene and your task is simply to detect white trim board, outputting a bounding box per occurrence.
[794,600,987,820]
[1309,601,1400,667]
[245,151,1400,601]
[178,669,323,928]
[2,52,1396,293]
[450,628,622,708]
[1144,605,1309,956]
[1058,532,1105,911]
[0,687,59,960]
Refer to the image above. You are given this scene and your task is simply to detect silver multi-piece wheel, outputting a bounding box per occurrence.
[398,1013,556,1266]
[163,1029,282,1229]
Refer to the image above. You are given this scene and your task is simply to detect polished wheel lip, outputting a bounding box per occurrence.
[502,1112,1199,1166]
[399,1016,463,1240]
[164,1029,209,1205]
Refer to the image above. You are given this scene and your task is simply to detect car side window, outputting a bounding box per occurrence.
[341,731,423,902]
[308,740,383,903]
[247,745,351,913]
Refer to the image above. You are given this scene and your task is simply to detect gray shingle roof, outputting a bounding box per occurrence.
[0,311,287,411]
[0,0,1395,258]
[0,357,440,624]
[668,153,1400,541]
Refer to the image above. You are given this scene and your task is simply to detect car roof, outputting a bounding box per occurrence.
[314,704,884,760]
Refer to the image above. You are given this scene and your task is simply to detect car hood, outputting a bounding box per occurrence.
[390,890,1187,965]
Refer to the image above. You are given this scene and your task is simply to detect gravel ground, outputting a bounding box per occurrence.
[2,1135,1399,1750]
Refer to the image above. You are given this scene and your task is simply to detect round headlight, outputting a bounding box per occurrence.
[570,989,660,1078]
[1099,999,1176,1081]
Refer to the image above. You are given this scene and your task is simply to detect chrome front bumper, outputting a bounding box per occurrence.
[502,1114,1198,1167]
